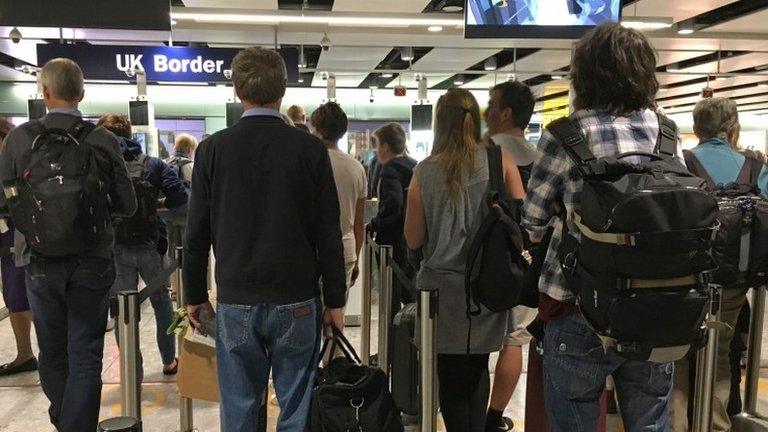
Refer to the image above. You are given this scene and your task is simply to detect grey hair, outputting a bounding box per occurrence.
[693,98,739,140]
[39,58,85,102]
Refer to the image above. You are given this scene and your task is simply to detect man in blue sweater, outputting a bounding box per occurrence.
[670,97,768,432]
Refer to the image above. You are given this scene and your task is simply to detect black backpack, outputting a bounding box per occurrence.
[684,151,768,290]
[309,327,404,432]
[548,115,719,363]
[4,120,109,257]
[167,156,192,188]
[465,145,530,315]
[114,154,160,246]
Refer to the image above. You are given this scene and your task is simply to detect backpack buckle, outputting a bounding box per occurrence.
[562,252,578,273]
[585,161,605,176]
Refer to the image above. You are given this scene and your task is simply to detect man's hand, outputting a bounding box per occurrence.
[323,307,345,336]
[350,262,360,286]
[187,301,215,333]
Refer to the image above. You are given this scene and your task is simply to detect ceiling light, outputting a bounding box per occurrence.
[400,47,415,62]
[506,73,517,81]
[758,83,768,88]
[484,57,497,71]
[428,26,443,32]
[381,72,394,78]
[171,11,463,28]
[714,76,727,81]
[666,64,682,73]
[658,87,669,92]
[551,74,563,80]
[621,16,674,31]
[454,78,464,86]
[171,19,178,26]
[676,21,694,35]
[437,0,464,12]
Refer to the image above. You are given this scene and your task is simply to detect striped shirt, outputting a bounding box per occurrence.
[522,109,682,302]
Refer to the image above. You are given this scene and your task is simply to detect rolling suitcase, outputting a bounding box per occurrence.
[391,303,419,416]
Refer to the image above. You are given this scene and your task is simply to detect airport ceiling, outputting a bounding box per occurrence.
[2,0,768,115]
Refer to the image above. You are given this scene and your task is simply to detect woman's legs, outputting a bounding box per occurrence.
[438,353,491,432]
[9,310,34,363]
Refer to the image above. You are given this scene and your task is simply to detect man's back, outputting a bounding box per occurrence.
[328,149,367,262]
[184,114,347,308]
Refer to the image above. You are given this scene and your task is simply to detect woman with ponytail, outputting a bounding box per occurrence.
[404,88,525,431]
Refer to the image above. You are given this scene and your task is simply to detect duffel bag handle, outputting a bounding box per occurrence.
[318,326,363,366]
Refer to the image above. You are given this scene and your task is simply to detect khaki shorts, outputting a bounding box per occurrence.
[503,306,538,347]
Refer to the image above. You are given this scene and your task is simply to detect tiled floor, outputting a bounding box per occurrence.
[1,293,767,431]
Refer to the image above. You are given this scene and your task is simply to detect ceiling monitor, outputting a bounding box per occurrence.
[464,0,622,39]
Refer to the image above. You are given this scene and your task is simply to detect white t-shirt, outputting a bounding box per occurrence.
[328,149,368,263]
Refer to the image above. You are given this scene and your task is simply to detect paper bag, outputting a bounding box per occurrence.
[177,330,219,403]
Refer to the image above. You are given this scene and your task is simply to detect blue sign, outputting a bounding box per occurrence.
[37,44,300,83]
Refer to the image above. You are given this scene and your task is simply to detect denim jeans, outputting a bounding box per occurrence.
[25,256,114,432]
[543,313,674,432]
[111,244,176,377]
[216,298,322,432]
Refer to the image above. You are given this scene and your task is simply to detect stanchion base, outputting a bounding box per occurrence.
[732,414,768,432]
[98,416,140,432]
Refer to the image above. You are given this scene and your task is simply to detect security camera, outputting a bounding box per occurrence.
[369,88,375,103]
[223,69,232,80]
[320,33,331,52]
[321,71,329,81]
[9,27,21,44]
[124,68,136,78]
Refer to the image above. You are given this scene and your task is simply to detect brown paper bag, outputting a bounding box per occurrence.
[177,332,219,403]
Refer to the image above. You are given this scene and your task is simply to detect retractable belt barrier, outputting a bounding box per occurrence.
[731,285,768,431]
[359,235,438,431]
[100,248,190,432]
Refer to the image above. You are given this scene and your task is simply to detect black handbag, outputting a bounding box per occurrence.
[309,327,404,432]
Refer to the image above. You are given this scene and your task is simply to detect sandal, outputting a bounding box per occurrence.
[162,358,179,376]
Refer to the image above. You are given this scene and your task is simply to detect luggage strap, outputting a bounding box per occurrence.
[547,114,678,177]
[626,275,699,289]
[572,212,720,247]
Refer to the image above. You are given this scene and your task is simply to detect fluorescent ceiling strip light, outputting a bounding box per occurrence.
[172,12,463,27]
[621,16,674,30]
[157,81,209,86]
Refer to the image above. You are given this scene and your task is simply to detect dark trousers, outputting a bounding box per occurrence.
[437,353,491,432]
[25,257,115,432]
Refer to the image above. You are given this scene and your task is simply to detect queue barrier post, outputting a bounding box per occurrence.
[117,291,142,431]
[377,245,394,373]
[419,287,439,432]
[731,285,768,431]
[361,235,374,365]
[691,284,722,432]
[175,247,195,432]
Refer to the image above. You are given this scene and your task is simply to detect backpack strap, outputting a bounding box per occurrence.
[486,144,507,201]
[683,150,717,190]
[654,114,678,157]
[736,156,763,189]
[70,120,96,143]
[546,117,597,177]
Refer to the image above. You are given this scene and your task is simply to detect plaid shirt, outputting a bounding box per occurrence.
[522,109,682,302]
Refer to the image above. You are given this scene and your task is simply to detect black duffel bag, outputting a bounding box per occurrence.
[309,327,404,432]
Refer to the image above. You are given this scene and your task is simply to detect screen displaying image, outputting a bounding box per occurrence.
[465,0,621,38]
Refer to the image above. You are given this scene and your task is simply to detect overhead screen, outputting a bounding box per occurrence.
[0,0,170,31]
[465,0,621,38]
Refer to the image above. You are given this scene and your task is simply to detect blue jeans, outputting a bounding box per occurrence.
[544,313,674,432]
[111,244,176,374]
[216,298,322,432]
[25,256,114,432]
